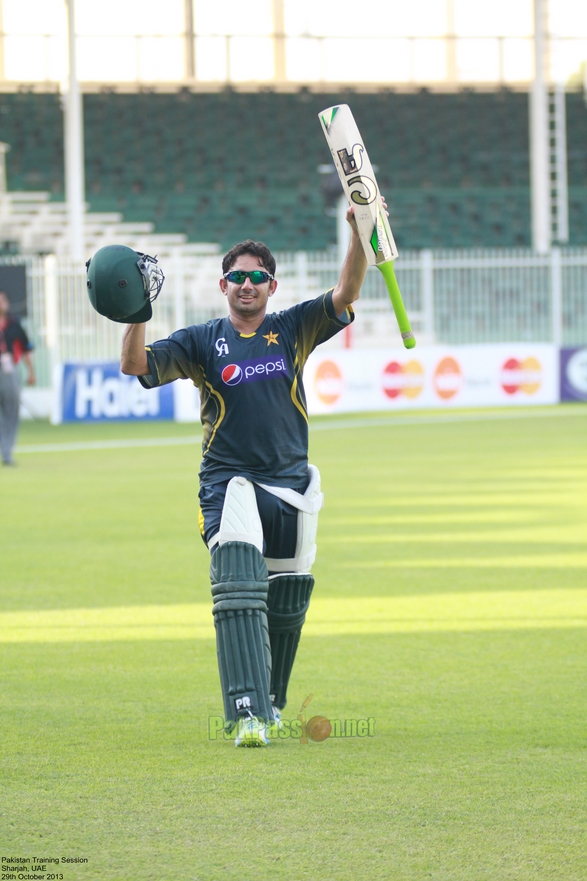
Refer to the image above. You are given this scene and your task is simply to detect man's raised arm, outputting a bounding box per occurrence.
[331,206,368,318]
[121,323,149,376]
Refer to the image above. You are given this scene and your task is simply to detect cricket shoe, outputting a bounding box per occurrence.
[234,712,269,748]
[267,708,283,739]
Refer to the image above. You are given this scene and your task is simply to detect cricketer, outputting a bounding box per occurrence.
[87,203,373,747]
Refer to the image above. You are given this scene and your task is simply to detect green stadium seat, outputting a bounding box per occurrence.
[0,89,585,250]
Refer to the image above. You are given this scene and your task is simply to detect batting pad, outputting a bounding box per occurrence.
[267,573,315,711]
[210,541,273,725]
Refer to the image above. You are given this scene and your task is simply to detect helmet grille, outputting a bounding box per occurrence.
[136,253,165,302]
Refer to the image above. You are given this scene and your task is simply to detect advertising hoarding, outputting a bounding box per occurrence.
[53,362,174,423]
[560,348,587,403]
[304,345,559,415]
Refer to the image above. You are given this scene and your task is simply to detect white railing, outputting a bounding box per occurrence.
[4,246,586,388]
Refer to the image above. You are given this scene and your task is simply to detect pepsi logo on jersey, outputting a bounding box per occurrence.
[221,363,243,385]
[221,355,288,386]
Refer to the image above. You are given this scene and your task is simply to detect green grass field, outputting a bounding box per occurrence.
[2,406,587,881]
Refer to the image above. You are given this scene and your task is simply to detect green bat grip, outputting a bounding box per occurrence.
[377,261,416,349]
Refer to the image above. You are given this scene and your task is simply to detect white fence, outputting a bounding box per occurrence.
[3,247,587,389]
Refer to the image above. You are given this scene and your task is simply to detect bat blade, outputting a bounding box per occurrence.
[319,104,416,349]
[319,104,398,266]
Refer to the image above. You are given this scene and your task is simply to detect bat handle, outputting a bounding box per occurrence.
[377,261,416,349]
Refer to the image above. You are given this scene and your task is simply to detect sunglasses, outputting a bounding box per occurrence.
[223,270,274,285]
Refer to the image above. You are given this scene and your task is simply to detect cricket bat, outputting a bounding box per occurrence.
[319,104,416,349]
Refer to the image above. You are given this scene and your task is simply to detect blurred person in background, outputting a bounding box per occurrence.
[0,291,35,466]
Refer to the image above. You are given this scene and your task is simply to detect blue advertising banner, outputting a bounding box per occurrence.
[58,362,174,422]
[560,347,587,403]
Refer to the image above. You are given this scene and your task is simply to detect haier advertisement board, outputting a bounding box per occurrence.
[53,362,174,423]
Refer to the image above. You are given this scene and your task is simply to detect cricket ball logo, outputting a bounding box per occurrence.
[221,364,243,386]
[501,357,542,395]
[433,356,463,400]
[208,692,376,743]
[297,694,332,744]
[382,359,424,399]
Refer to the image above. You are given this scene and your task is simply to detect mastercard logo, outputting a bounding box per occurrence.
[221,364,243,386]
[433,357,463,400]
[501,357,542,395]
[382,360,424,399]
[315,360,343,405]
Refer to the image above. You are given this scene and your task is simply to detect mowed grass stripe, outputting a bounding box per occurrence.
[328,510,549,524]
[14,434,202,453]
[13,403,587,454]
[344,554,587,568]
[2,589,586,643]
[322,527,586,543]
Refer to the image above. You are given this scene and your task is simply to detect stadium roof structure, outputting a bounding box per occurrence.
[0,0,585,94]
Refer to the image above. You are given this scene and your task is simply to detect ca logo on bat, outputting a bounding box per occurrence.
[337,144,364,175]
[348,175,377,205]
[336,143,377,204]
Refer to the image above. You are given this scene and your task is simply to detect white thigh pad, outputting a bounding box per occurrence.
[260,464,323,574]
[208,476,263,554]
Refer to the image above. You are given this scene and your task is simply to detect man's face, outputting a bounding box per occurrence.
[0,293,8,316]
[219,254,277,322]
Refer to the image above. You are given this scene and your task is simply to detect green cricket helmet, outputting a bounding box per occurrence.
[86,245,165,323]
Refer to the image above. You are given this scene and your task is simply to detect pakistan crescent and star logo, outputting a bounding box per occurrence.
[263,331,279,346]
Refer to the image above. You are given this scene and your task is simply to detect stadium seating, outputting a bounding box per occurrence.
[0,88,585,251]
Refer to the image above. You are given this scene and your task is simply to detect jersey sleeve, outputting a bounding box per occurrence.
[138,326,202,389]
[291,289,354,367]
[16,323,33,352]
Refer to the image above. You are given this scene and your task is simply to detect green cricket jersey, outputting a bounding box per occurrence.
[139,290,353,489]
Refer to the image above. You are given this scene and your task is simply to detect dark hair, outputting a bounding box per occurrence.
[222,240,276,277]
